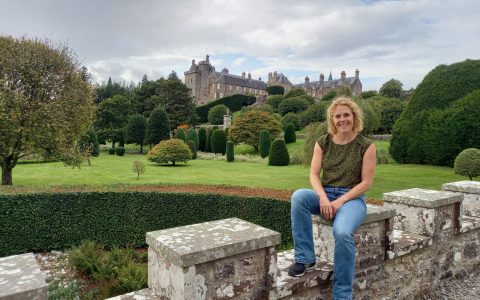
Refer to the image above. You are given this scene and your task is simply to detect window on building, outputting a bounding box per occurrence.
[215,92,217,98]
[229,85,232,90]
[217,83,220,89]
[220,93,223,98]
[237,86,240,91]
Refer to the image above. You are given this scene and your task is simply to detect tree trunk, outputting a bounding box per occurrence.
[140,143,143,154]
[1,160,13,185]
[112,140,116,149]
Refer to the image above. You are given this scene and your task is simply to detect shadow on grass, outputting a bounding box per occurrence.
[150,163,190,167]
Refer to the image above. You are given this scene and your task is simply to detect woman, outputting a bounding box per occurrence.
[288,97,376,300]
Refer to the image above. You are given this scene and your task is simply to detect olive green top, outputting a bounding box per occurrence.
[317,134,372,187]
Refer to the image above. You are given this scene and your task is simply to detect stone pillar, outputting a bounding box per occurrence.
[442,181,480,217]
[146,218,280,299]
[384,188,463,241]
[223,114,232,130]
[0,253,47,300]
[313,204,395,290]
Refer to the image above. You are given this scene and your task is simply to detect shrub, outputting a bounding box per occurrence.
[132,161,145,179]
[284,123,296,144]
[278,97,310,115]
[391,59,480,165]
[0,189,292,256]
[208,104,228,125]
[108,148,115,155]
[454,148,480,180]
[226,141,234,162]
[290,153,304,165]
[266,95,284,109]
[116,262,147,292]
[282,112,300,130]
[379,79,403,99]
[115,147,125,156]
[258,130,271,158]
[145,107,170,145]
[174,128,186,141]
[299,102,328,128]
[186,128,199,149]
[187,140,197,159]
[303,122,328,165]
[369,96,405,134]
[266,85,285,95]
[360,90,378,99]
[355,99,381,135]
[195,94,256,123]
[147,139,191,166]
[252,103,275,114]
[198,127,207,151]
[268,139,290,166]
[228,110,282,151]
[68,240,104,276]
[322,90,337,101]
[205,128,213,152]
[47,278,81,300]
[284,88,307,98]
[211,129,227,155]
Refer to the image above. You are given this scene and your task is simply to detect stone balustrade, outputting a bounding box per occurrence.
[2,181,480,299]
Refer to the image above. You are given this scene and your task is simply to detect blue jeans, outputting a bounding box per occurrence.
[291,187,367,300]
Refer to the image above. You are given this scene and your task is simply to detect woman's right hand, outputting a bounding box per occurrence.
[319,197,334,220]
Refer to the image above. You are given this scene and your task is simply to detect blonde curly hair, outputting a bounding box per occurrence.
[326,96,364,134]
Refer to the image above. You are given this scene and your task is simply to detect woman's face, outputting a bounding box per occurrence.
[333,105,354,133]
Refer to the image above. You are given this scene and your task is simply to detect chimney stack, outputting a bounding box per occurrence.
[355,69,359,78]
[242,72,246,78]
[341,70,346,81]
[248,73,251,80]
[320,73,324,85]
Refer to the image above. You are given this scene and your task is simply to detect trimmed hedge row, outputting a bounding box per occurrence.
[196,94,256,123]
[0,191,291,256]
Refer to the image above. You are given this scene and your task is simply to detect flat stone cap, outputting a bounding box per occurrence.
[316,204,395,225]
[442,181,480,194]
[383,188,463,208]
[0,253,47,298]
[146,218,281,267]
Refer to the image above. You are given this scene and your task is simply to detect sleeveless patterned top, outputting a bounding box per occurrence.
[316,134,372,187]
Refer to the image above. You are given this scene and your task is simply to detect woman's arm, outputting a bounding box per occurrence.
[310,142,334,219]
[330,143,377,212]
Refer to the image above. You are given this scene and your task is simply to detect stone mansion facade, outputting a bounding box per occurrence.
[184,55,362,104]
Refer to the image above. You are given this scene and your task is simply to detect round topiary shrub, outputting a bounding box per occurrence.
[259,130,271,159]
[454,148,480,180]
[278,97,310,115]
[108,148,115,155]
[269,139,290,166]
[198,127,207,152]
[147,139,192,166]
[266,85,285,95]
[284,123,296,144]
[174,128,186,141]
[299,102,329,128]
[186,140,197,159]
[266,95,284,109]
[115,147,125,156]
[226,141,234,162]
[211,129,227,155]
[208,104,228,125]
[205,128,213,152]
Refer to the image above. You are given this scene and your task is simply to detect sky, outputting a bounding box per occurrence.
[1,0,479,91]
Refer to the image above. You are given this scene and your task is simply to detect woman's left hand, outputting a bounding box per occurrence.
[331,200,343,213]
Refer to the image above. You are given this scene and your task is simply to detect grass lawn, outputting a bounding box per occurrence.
[10,150,474,200]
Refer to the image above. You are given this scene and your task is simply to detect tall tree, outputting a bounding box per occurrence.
[0,36,95,185]
[379,79,403,99]
[125,114,147,153]
[146,106,170,146]
[95,95,132,148]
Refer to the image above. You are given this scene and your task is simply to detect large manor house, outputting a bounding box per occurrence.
[184,55,362,105]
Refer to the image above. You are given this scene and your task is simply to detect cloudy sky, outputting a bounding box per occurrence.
[1,0,479,90]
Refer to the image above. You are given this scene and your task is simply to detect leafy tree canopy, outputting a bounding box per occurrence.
[266,85,285,95]
[95,95,132,148]
[0,36,95,185]
[208,104,228,125]
[379,79,403,99]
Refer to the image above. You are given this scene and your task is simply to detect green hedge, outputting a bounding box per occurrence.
[196,94,256,123]
[0,190,291,256]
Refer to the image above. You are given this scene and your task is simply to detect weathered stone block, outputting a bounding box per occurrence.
[146,218,280,299]
[313,205,395,271]
[383,188,463,240]
[443,181,480,217]
[0,253,47,300]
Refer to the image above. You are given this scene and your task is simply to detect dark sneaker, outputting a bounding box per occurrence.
[288,262,316,277]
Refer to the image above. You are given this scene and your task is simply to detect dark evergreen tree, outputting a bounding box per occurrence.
[125,114,147,153]
[266,85,285,95]
[174,128,186,141]
[205,128,213,152]
[226,141,234,162]
[284,123,296,143]
[95,95,132,149]
[259,130,271,158]
[146,107,170,146]
[79,128,100,158]
[198,127,207,151]
[186,128,199,149]
[268,139,290,166]
[211,129,227,155]
[186,140,197,159]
